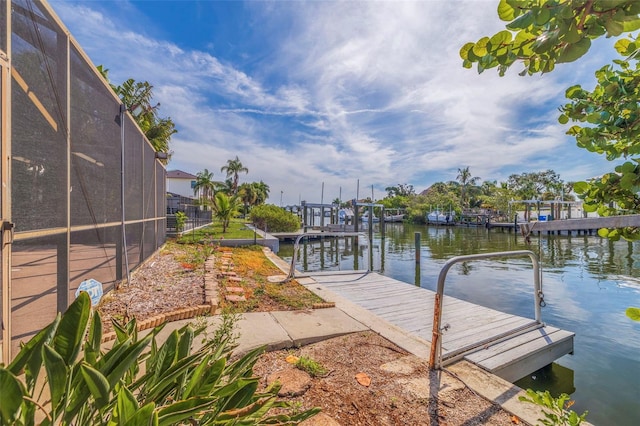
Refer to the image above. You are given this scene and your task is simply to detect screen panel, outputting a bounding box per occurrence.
[11,0,67,232]
[11,236,62,354]
[70,45,121,226]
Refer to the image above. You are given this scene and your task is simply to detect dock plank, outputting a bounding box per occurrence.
[308,271,574,382]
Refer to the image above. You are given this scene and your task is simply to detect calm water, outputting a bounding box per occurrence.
[279,223,640,426]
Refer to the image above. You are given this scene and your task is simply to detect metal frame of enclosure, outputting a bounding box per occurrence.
[0,0,167,362]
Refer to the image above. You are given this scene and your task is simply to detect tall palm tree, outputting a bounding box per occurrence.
[456,167,479,209]
[221,156,249,195]
[193,169,217,209]
[212,192,240,233]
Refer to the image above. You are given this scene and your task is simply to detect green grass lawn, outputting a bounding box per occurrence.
[177,219,260,243]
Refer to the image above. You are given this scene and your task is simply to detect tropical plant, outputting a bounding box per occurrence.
[98,66,176,163]
[194,168,219,209]
[221,156,249,195]
[175,211,187,233]
[0,292,319,425]
[212,192,241,233]
[459,0,640,239]
[456,167,480,209]
[519,389,587,426]
[250,204,300,233]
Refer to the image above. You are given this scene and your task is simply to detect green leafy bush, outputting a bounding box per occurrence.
[519,389,587,426]
[0,292,319,425]
[250,204,300,232]
[175,211,187,232]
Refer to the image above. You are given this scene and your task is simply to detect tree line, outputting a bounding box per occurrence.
[378,167,575,223]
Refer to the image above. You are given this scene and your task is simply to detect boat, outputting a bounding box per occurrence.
[426,208,455,225]
[360,211,380,223]
[338,208,354,222]
[384,213,405,222]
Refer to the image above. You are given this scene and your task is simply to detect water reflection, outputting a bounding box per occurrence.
[279,223,640,426]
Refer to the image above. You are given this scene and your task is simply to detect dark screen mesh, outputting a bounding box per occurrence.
[11,236,62,354]
[70,45,121,226]
[69,227,119,303]
[157,163,165,216]
[11,0,67,231]
[7,0,166,361]
[125,222,142,272]
[0,0,6,53]
[144,143,155,219]
[125,122,142,221]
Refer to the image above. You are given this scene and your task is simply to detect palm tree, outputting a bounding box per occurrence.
[253,181,270,205]
[193,169,217,209]
[456,167,480,210]
[238,183,258,217]
[212,192,240,233]
[221,156,249,195]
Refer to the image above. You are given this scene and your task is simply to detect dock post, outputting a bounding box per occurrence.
[368,205,374,246]
[415,232,420,264]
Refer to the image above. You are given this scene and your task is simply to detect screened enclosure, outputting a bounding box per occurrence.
[0,0,167,362]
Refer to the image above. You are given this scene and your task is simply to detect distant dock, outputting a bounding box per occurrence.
[488,214,640,236]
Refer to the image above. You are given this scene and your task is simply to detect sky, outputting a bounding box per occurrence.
[50,0,622,206]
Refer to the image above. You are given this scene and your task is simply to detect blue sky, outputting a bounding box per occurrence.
[51,0,621,205]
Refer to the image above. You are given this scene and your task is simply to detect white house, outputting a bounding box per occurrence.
[167,170,198,198]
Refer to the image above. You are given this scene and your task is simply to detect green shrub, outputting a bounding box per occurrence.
[175,211,187,232]
[250,204,300,232]
[519,389,587,426]
[0,292,319,425]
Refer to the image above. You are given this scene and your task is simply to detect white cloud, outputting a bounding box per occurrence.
[52,0,623,205]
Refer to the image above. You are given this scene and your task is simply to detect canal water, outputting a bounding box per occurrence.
[278,223,640,425]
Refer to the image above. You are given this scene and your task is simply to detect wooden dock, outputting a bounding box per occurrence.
[305,271,574,382]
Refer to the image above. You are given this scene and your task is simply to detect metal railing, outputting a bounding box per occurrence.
[428,250,545,369]
[285,232,371,282]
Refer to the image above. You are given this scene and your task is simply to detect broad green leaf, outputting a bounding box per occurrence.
[84,310,103,365]
[598,228,610,238]
[572,181,589,194]
[109,385,140,426]
[8,315,59,384]
[472,37,490,57]
[157,397,216,426]
[80,363,111,409]
[53,291,91,365]
[626,307,640,321]
[0,368,26,424]
[507,11,534,30]
[557,38,591,64]
[534,7,551,25]
[614,38,631,55]
[43,343,69,413]
[489,30,512,49]
[622,18,640,32]
[604,18,624,37]
[459,42,475,61]
[565,85,583,98]
[185,356,226,398]
[617,161,636,173]
[497,0,516,21]
[122,403,157,426]
[558,114,569,124]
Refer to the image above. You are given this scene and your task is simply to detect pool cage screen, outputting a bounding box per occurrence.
[0,0,167,362]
